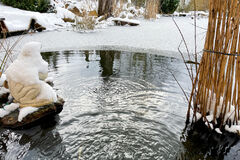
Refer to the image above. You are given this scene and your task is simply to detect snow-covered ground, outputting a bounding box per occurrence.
[0,1,208,59]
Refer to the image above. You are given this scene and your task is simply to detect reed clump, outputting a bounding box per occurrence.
[188,0,240,132]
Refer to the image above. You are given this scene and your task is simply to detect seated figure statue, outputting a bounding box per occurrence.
[5,42,57,108]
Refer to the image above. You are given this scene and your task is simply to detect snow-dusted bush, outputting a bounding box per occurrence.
[113,0,144,18]
[73,16,96,31]
[0,0,50,13]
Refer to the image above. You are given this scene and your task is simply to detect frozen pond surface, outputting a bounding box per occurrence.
[0,50,240,159]
[7,17,208,59]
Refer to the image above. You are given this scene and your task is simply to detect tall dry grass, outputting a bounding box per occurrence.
[0,33,22,77]
[113,0,124,17]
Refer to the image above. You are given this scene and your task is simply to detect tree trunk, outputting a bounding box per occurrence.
[145,0,159,19]
[98,0,115,18]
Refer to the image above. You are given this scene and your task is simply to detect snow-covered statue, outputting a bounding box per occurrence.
[5,42,57,108]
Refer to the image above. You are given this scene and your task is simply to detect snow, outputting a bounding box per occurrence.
[18,107,39,122]
[45,77,54,83]
[204,91,236,124]
[225,125,240,134]
[215,128,222,134]
[37,81,57,102]
[4,17,207,59]
[6,42,48,85]
[173,11,209,17]
[0,74,9,96]
[55,0,97,12]
[206,114,213,122]
[0,87,9,96]
[5,42,57,102]
[4,103,19,112]
[56,7,75,20]
[195,90,240,134]
[0,0,208,59]
[0,108,10,118]
[0,74,7,86]
[205,122,213,130]
[0,4,66,32]
[195,112,202,121]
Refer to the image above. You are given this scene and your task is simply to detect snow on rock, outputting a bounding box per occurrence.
[55,0,97,12]
[56,7,75,20]
[195,112,202,121]
[225,125,240,134]
[173,11,209,18]
[4,103,19,112]
[205,121,213,130]
[0,87,9,96]
[203,91,236,124]
[0,74,7,86]
[112,18,140,26]
[5,42,57,102]
[18,107,39,122]
[215,128,222,134]
[0,108,10,118]
[2,12,33,32]
[206,114,213,122]
[0,4,66,32]
[195,90,240,134]
[45,77,54,83]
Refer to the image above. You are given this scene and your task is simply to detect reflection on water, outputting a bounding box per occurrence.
[178,121,240,160]
[0,50,240,159]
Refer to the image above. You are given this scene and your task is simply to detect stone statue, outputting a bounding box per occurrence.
[5,42,57,108]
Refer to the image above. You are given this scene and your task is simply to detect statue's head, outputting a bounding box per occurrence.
[18,42,42,59]
[16,41,48,75]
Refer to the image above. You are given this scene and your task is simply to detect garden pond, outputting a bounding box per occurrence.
[0,50,240,160]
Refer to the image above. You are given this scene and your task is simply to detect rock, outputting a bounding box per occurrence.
[65,4,69,9]
[112,18,140,26]
[69,7,85,17]
[179,13,187,17]
[34,23,46,32]
[0,97,64,129]
[62,18,75,23]
[0,92,9,104]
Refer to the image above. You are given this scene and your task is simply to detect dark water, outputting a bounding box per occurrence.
[0,50,240,160]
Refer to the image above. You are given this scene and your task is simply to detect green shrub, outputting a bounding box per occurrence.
[0,0,50,13]
[160,0,180,14]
